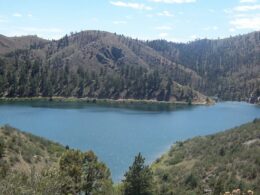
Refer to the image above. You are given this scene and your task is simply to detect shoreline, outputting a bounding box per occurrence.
[0,96,214,106]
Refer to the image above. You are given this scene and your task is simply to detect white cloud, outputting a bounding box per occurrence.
[27,13,33,17]
[240,0,257,3]
[157,11,174,17]
[13,13,22,17]
[234,4,260,11]
[227,2,260,31]
[5,27,64,40]
[113,20,127,25]
[155,25,173,30]
[158,32,169,38]
[230,15,260,29]
[150,0,196,4]
[110,1,152,10]
[223,8,233,14]
[234,13,248,17]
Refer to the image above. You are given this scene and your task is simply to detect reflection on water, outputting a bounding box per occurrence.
[0,100,193,112]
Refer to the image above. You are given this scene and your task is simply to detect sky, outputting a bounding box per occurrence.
[0,0,260,42]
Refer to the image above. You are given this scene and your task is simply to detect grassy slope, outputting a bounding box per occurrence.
[0,125,65,173]
[152,119,260,195]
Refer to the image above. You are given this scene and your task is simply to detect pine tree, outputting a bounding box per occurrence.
[123,153,154,195]
[59,150,83,194]
[81,151,112,195]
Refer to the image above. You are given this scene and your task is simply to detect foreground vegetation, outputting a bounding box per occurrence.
[153,119,260,195]
[1,119,259,194]
[0,125,154,195]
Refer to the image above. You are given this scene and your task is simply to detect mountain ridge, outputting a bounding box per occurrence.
[0,30,207,103]
[0,30,259,103]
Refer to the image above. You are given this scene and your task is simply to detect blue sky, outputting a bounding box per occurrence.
[0,0,259,42]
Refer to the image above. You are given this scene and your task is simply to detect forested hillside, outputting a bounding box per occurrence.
[0,30,259,103]
[0,31,207,103]
[148,31,260,102]
[153,119,260,195]
[0,34,47,54]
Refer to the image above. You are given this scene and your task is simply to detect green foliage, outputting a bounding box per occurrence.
[185,174,198,189]
[153,119,260,194]
[59,150,84,193]
[0,126,113,195]
[0,167,71,195]
[82,151,113,195]
[59,149,113,195]
[123,153,154,195]
[0,125,65,168]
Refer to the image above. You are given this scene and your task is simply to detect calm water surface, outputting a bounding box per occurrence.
[0,101,259,182]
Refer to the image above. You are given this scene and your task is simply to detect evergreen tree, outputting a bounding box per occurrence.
[59,150,83,194]
[123,153,154,195]
[81,151,113,195]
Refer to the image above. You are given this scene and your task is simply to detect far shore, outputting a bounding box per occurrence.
[0,96,214,106]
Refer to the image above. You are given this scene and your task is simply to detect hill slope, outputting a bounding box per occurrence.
[0,35,48,55]
[0,125,113,195]
[0,31,210,103]
[0,30,259,103]
[152,119,260,195]
[148,31,260,102]
[0,125,65,174]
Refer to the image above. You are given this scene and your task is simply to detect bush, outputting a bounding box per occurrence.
[0,138,4,159]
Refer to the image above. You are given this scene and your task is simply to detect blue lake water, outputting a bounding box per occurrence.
[0,101,259,182]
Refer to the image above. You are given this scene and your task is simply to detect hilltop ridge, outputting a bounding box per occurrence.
[0,30,259,103]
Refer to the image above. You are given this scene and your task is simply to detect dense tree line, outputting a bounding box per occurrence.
[0,49,197,102]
